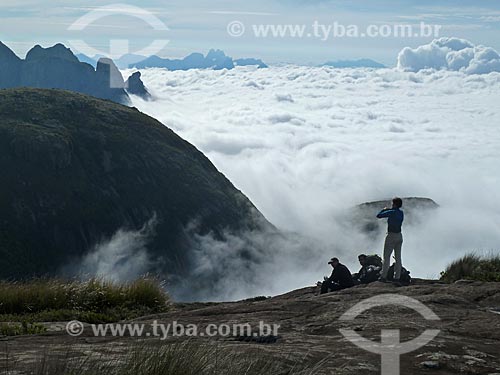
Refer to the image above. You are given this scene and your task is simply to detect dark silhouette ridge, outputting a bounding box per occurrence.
[126,71,152,100]
[0,41,22,88]
[0,42,150,105]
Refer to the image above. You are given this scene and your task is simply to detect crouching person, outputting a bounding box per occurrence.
[317,257,354,294]
[352,254,383,285]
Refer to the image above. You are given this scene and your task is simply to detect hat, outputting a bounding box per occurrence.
[328,257,339,265]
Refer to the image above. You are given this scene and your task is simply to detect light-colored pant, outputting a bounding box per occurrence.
[381,232,403,280]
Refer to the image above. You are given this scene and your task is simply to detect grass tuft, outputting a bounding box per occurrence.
[0,278,169,325]
[9,341,311,375]
[440,253,500,282]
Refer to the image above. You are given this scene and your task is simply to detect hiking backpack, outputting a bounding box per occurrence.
[386,264,412,285]
[364,254,383,268]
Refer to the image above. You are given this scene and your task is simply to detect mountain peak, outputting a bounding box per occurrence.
[96,57,125,89]
[0,41,22,88]
[0,41,21,62]
[125,71,151,100]
[25,43,79,63]
[206,49,227,59]
[0,42,146,105]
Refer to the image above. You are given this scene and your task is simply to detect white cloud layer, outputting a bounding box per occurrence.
[398,37,500,74]
[123,64,500,299]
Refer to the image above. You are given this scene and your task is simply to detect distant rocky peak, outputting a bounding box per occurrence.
[205,49,234,69]
[129,49,266,70]
[96,57,119,70]
[0,41,21,62]
[206,49,227,61]
[25,44,79,63]
[96,58,125,89]
[184,52,205,64]
[125,71,151,100]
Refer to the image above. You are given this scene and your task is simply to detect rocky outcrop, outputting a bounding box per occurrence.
[130,49,267,70]
[3,280,500,374]
[125,71,151,100]
[0,88,270,280]
[0,42,149,105]
[94,57,129,103]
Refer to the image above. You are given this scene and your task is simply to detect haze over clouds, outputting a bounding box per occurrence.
[122,41,500,299]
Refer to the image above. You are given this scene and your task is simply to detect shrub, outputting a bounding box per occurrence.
[440,253,500,282]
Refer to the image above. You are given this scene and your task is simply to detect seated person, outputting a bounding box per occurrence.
[317,257,354,294]
[352,254,382,285]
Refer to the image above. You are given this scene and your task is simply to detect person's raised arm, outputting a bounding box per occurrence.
[376,208,394,218]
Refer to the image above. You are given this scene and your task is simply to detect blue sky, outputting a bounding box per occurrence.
[1,0,499,65]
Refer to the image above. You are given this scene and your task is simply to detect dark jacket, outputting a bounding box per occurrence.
[354,265,381,284]
[354,265,368,280]
[328,263,354,288]
[376,208,404,233]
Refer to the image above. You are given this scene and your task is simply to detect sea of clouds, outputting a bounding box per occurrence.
[120,38,500,300]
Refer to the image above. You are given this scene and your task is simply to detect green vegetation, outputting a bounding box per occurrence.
[4,341,318,375]
[0,278,169,325]
[440,253,500,283]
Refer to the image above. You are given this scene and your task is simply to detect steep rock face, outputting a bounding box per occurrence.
[125,71,151,100]
[0,42,149,105]
[0,88,270,279]
[0,42,22,88]
[94,57,129,103]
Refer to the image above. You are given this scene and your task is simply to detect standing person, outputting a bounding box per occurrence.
[377,197,404,282]
[318,257,354,294]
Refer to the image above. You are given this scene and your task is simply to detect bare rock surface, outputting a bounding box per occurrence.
[2,280,500,374]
